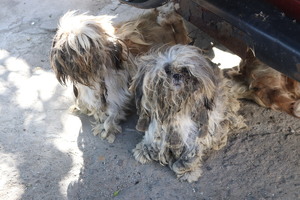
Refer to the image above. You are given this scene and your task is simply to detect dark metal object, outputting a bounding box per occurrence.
[175,0,300,81]
[264,0,300,21]
[118,0,300,81]
[119,0,168,9]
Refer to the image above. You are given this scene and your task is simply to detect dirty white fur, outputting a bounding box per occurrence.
[131,45,245,182]
[51,11,134,143]
[73,68,132,143]
[156,2,176,25]
[51,5,191,143]
[56,11,116,51]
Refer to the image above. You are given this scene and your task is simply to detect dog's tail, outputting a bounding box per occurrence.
[50,11,125,86]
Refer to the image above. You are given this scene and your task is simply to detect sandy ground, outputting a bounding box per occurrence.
[0,0,299,199]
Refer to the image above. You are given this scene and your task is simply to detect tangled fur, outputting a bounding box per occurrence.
[131,45,245,182]
[116,4,191,56]
[228,50,300,118]
[50,4,191,143]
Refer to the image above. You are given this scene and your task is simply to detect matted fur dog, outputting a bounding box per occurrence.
[50,4,191,143]
[131,45,245,182]
[228,50,300,118]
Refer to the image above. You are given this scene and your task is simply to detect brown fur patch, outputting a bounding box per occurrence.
[229,50,300,118]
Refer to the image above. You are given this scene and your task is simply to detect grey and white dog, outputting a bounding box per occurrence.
[131,45,245,182]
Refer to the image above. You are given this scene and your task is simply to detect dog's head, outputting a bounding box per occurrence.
[50,11,128,87]
[162,62,200,92]
[132,45,219,121]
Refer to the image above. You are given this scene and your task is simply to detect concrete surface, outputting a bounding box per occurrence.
[0,0,299,199]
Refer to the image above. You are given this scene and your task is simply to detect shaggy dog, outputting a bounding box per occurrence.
[131,45,245,182]
[228,50,300,118]
[50,4,191,143]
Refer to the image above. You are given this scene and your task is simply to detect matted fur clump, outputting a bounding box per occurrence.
[50,11,134,143]
[115,4,191,56]
[131,45,245,182]
[228,50,300,118]
[50,4,191,143]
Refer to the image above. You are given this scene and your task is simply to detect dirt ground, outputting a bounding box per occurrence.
[0,0,299,199]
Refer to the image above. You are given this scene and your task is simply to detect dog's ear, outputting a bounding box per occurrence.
[131,72,145,115]
[130,65,151,132]
[50,48,68,85]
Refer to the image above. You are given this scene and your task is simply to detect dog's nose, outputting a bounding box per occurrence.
[173,74,181,80]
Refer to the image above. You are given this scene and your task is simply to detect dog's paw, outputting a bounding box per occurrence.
[177,168,202,183]
[101,125,121,143]
[133,142,152,164]
[92,123,105,136]
[92,123,119,143]
[94,112,109,123]
[171,156,202,182]
[156,2,174,16]
[171,160,190,175]
[103,133,116,144]
[156,3,178,26]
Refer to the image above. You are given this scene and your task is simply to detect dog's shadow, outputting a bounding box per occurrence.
[66,101,300,200]
[66,112,184,199]
[66,111,220,199]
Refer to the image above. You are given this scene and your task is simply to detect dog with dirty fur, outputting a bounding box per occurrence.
[50,4,191,143]
[131,45,245,182]
[228,50,300,118]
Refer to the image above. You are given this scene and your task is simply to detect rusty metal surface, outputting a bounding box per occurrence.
[176,0,300,81]
[177,0,249,59]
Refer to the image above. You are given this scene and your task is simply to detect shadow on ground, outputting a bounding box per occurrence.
[0,0,299,199]
[66,101,300,200]
[0,51,76,199]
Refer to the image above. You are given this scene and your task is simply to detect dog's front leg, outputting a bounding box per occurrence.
[133,120,170,164]
[100,106,127,143]
[92,104,125,143]
[170,145,203,183]
[133,140,159,164]
[136,107,150,132]
[92,111,108,138]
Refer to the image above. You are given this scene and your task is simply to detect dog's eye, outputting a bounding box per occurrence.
[164,65,171,75]
[181,67,189,74]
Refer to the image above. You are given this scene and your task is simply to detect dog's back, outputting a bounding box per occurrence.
[115,7,191,56]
